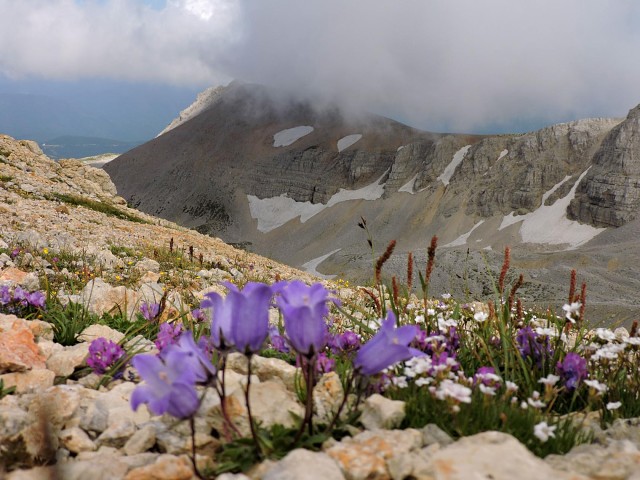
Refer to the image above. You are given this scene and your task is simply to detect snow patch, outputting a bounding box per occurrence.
[273,126,314,147]
[248,170,388,232]
[499,175,572,230]
[500,170,604,248]
[437,145,471,186]
[301,249,340,279]
[337,134,362,152]
[497,149,508,161]
[444,220,485,247]
[398,174,419,194]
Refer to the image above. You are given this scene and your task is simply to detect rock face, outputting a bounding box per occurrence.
[569,104,640,226]
[105,83,628,248]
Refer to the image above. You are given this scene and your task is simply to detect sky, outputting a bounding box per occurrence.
[1,0,640,134]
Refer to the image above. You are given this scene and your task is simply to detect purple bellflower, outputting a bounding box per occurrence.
[167,330,216,383]
[202,282,273,353]
[26,291,46,309]
[131,348,201,419]
[354,311,424,376]
[274,280,336,357]
[556,352,587,390]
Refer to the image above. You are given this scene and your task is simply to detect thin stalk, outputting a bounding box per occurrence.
[325,370,355,433]
[189,416,203,479]
[216,353,242,439]
[244,354,263,457]
[293,355,316,444]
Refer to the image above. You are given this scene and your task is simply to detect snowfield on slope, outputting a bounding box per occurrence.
[337,134,362,152]
[248,171,388,232]
[273,126,314,147]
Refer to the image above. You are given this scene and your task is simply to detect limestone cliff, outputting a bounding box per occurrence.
[568,105,640,226]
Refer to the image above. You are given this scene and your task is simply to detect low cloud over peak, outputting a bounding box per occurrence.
[1,0,639,133]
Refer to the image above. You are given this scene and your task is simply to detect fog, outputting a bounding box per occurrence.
[1,0,639,132]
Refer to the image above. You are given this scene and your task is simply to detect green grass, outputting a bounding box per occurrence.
[50,193,149,224]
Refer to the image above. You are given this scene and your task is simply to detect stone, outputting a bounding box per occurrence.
[313,372,345,424]
[79,278,140,319]
[124,454,194,480]
[359,394,405,430]
[135,259,161,274]
[421,423,454,447]
[56,455,130,480]
[325,429,423,480]
[96,249,121,270]
[426,431,582,480]
[226,353,298,391]
[123,424,157,456]
[45,342,89,376]
[263,448,345,480]
[77,323,126,344]
[59,426,97,453]
[0,267,29,284]
[96,417,137,448]
[0,320,46,372]
[0,368,55,393]
[546,439,640,479]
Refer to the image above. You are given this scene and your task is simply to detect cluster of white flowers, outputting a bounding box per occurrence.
[562,301,581,323]
[538,374,560,387]
[431,379,472,404]
[533,421,556,442]
[583,379,608,394]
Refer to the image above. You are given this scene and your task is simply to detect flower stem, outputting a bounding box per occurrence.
[325,370,354,433]
[245,354,263,457]
[189,416,203,479]
[216,353,242,440]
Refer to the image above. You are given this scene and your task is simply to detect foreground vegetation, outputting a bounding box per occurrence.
[2,223,639,477]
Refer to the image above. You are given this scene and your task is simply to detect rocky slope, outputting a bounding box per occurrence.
[103,83,640,323]
[2,133,640,479]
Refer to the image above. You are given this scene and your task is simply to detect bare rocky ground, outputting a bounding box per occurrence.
[1,133,640,479]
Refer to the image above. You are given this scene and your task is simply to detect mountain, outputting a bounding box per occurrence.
[104,82,640,322]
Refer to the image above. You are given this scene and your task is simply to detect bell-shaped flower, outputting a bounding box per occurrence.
[274,281,336,356]
[354,311,423,376]
[168,330,216,383]
[202,282,273,354]
[130,348,200,419]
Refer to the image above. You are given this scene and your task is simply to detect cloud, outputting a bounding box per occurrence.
[1,0,639,132]
[0,0,236,85]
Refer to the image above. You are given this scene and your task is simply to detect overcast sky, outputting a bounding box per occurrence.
[1,0,639,133]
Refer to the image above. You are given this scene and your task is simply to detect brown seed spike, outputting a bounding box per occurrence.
[407,252,414,292]
[568,269,577,305]
[425,236,438,286]
[498,246,510,296]
[392,276,399,306]
[630,320,638,338]
[375,240,396,285]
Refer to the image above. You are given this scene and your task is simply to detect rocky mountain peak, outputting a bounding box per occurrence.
[568,103,640,226]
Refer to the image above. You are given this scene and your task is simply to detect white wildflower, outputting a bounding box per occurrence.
[534,421,556,442]
[505,381,519,392]
[626,337,640,346]
[478,384,496,396]
[606,401,622,411]
[434,379,472,404]
[392,376,408,388]
[520,401,528,410]
[474,311,489,323]
[562,302,581,323]
[427,308,436,316]
[441,293,451,299]
[538,374,560,387]
[437,316,458,331]
[594,328,617,342]
[415,377,433,387]
[535,327,558,337]
[527,391,546,408]
[584,379,608,394]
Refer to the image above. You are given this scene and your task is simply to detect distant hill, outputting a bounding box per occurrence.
[41,136,143,160]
